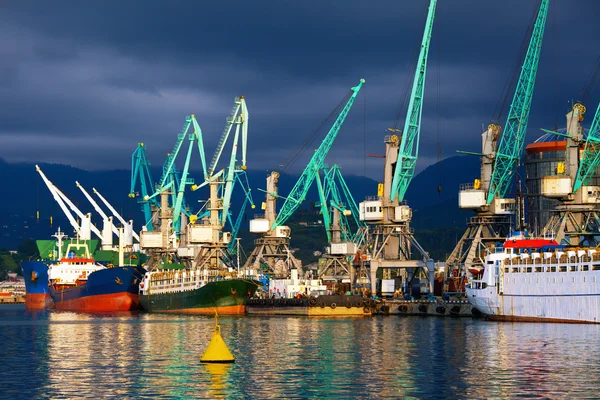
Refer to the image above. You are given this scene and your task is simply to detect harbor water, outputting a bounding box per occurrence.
[1,304,599,399]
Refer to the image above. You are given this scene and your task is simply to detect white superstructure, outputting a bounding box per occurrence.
[466,233,600,323]
[47,242,105,287]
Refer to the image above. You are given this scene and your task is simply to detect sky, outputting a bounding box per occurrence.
[1,0,599,180]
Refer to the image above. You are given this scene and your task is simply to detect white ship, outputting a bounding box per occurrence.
[466,232,600,323]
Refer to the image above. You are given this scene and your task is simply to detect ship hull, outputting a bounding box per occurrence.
[49,266,146,312]
[140,279,258,315]
[467,269,600,324]
[21,261,53,309]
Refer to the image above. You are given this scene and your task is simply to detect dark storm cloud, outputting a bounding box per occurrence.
[1,0,600,179]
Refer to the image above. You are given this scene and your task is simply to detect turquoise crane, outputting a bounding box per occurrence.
[227,171,255,254]
[207,97,248,178]
[140,97,248,240]
[573,101,600,192]
[486,0,549,204]
[389,0,437,202]
[191,96,248,228]
[271,79,365,230]
[328,165,367,244]
[316,165,367,244]
[145,115,208,229]
[129,143,158,231]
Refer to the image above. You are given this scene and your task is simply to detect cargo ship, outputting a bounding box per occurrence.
[47,241,146,312]
[139,269,258,314]
[20,229,73,309]
[21,229,146,310]
[21,261,53,308]
[466,231,600,323]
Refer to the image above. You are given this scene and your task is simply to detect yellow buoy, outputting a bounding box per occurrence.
[201,312,235,363]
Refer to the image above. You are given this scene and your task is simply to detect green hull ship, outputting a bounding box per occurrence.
[139,269,258,314]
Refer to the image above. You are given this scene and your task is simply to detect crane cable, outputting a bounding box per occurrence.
[579,55,600,106]
[278,90,351,174]
[392,1,429,131]
[552,3,559,130]
[436,5,442,198]
[490,0,541,125]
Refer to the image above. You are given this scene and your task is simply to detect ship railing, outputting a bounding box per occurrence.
[503,256,600,273]
[363,196,383,201]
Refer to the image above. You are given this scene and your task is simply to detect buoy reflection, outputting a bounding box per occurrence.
[203,363,232,397]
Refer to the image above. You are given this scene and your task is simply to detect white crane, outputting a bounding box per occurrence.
[93,187,140,243]
[36,165,102,240]
[76,181,119,249]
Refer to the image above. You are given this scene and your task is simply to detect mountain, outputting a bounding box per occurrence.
[0,156,480,261]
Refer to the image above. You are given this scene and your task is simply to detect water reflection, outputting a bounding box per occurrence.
[2,305,600,399]
[203,363,232,399]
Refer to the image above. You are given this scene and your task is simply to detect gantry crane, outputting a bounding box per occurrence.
[140,114,206,261]
[540,101,600,245]
[186,96,249,271]
[243,79,365,278]
[139,97,249,272]
[359,0,436,297]
[316,164,368,284]
[446,0,549,293]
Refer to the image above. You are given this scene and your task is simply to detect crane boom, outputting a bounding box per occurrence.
[390,0,437,202]
[50,184,102,239]
[36,165,82,237]
[93,188,140,242]
[486,0,549,204]
[171,132,196,227]
[129,143,156,230]
[208,97,245,177]
[160,116,192,188]
[220,98,248,226]
[272,78,365,230]
[315,169,332,242]
[76,181,120,237]
[573,101,600,192]
[227,173,254,254]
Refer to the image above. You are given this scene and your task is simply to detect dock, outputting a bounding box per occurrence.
[246,295,476,318]
[376,299,474,317]
[0,295,25,304]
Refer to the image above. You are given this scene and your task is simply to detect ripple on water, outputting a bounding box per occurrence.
[1,306,600,398]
